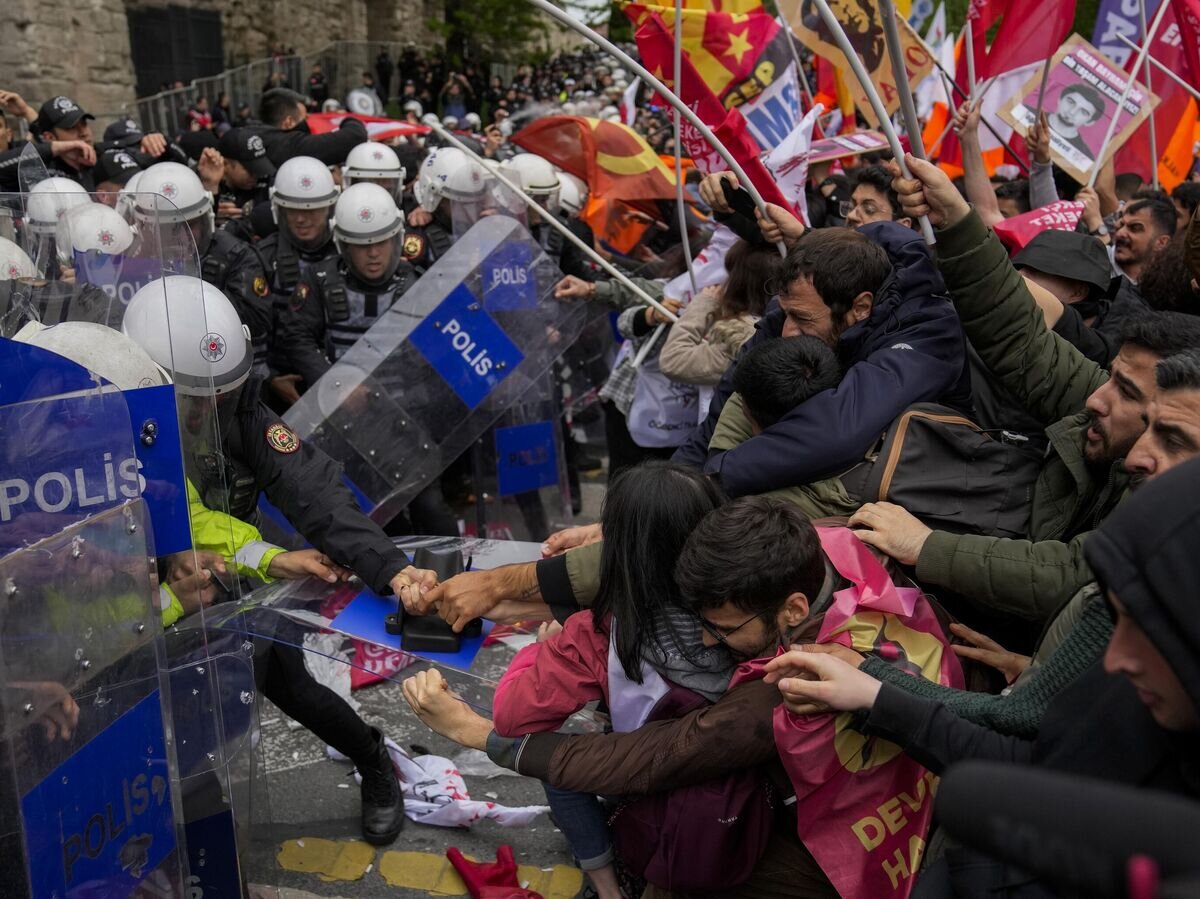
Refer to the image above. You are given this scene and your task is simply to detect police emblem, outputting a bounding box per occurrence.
[359,206,374,223]
[98,229,114,248]
[253,275,269,297]
[402,234,424,259]
[161,182,178,199]
[265,423,301,454]
[199,332,226,362]
[299,175,313,190]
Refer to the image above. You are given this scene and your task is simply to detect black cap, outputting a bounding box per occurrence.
[217,127,276,178]
[36,96,94,132]
[103,117,143,144]
[94,148,142,186]
[177,130,219,162]
[1013,230,1112,294]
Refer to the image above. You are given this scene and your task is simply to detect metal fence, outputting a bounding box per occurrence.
[130,42,451,135]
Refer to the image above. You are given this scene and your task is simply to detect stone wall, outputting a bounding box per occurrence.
[1,0,139,123]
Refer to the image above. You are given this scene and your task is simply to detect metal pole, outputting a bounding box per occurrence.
[1116,33,1200,104]
[781,20,826,138]
[927,55,1030,174]
[1033,55,1052,123]
[1087,0,1169,188]
[1138,0,1160,190]
[880,0,927,161]
[426,121,681,323]
[673,0,698,296]
[523,0,787,257]
[808,0,936,244]
[964,19,976,102]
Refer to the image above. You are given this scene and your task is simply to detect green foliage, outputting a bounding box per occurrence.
[430,0,552,64]
[944,0,1100,43]
[608,1,634,43]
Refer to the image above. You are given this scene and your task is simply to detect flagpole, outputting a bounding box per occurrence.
[930,75,997,156]
[1138,0,1160,190]
[673,0,698,296]
[1088,0,1169,188]
[808,0,936,244]
[964,19,976,102]
[781,21,827,138]
[1116,33,1200,104]
[880,0,928,161]
[927,55,1030,173]
[423,121,681,324]
[1033,55,1052,123]
[522,0,787,257]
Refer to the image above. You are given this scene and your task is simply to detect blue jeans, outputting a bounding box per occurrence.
[544,783,614,871]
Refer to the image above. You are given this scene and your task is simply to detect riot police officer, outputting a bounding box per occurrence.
[121,275,433,844]
[405,146,492,271]
[134,162,274,376]
[277,183,456,535]
[258,156,340,299]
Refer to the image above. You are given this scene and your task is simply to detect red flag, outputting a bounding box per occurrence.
[980,0,1076,79]
[1117,5,1196,183]
[633,10,794,211]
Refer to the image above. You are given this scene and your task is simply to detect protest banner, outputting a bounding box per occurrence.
[1000,34,1159,183]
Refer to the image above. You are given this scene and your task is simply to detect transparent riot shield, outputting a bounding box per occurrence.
[283,215,592,530]
[1,189,265,897]
[0,358,187,898]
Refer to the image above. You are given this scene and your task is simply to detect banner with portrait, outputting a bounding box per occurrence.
[999,34,1160,184]
[782,0,935,126]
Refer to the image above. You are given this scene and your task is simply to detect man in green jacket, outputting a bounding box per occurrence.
[847,156,1200,625]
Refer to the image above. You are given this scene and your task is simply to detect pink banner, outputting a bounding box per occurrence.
[994,200,1086,251]
[775,528,964,899]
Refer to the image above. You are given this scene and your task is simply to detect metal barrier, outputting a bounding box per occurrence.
[129,41,536,136]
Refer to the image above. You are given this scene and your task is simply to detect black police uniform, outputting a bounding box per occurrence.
[258,228,339,299]
[201,230,274,373]
[191,382,407,843]
[259,117,368,168]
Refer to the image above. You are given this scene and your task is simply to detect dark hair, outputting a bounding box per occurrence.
[592,462,727,681]
[1172,182,1200,216]
[259,88,306,127]
[1133,187,1171,204]
[780,228,892,318]
[1126,197,1179,238]
[994,179,1031,215]
[852,164,902,219]
[1060,84,1106,123]
[719,239,779,320]
[1156,348,1200,391]
[1115,172,1145,200]
[674,497,826,618]
[732,336,842,428]
[1120,310,1200,356]
[1139,235,1200,315]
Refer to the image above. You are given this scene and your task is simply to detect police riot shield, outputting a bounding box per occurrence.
[0,188,265,897]
[283,215,592,536]
[0,346,188,898]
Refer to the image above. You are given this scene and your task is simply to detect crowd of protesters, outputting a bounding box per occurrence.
[1,24,1199,899]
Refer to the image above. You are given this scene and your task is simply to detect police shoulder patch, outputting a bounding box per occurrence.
[253,275,269,297]
[289,282,310,311]
[402,233,425,260]
[265,422,300,454]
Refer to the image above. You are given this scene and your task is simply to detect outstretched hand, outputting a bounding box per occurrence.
[763,648,883,716]
[888,154,970,229]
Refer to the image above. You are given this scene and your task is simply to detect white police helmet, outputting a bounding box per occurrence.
[56,202,135,264]
[0,236,37,281]
[122,275,252,396]
[463,112,482,132]
[134,162,214,251]
[403,100,423,117]
[413,146,490,213]
[556,171,589,217]
[501,153,561,212]
[26,178,90,236]
[15,320,171,391]
[270,156,338,250]
[332,182,406,287]
[343,142,406,202]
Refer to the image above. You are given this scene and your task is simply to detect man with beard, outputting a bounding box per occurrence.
[843,156,1200,629]
[1111,196,1175,283]
[1124,349,1200,485]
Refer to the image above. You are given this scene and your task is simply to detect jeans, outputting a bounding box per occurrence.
[544,783,614,871]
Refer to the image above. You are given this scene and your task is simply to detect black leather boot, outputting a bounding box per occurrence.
[356,729,404,845]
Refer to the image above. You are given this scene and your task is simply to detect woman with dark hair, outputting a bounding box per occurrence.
[409,462,731,898]
[659,239,779,386]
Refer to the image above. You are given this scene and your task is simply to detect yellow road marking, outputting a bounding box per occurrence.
[278,840,584,897]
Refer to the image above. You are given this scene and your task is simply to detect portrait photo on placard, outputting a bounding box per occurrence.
[1001,34,1158,184]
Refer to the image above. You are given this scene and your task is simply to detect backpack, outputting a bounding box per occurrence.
[840,403,1042,539]
[626,350,700,448]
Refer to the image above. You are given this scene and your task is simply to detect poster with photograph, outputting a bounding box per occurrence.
[781,0,935,126]
[1000,34,1159,184]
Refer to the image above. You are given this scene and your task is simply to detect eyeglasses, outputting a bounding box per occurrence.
[695,610,763,646]
[839,200,883,218]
